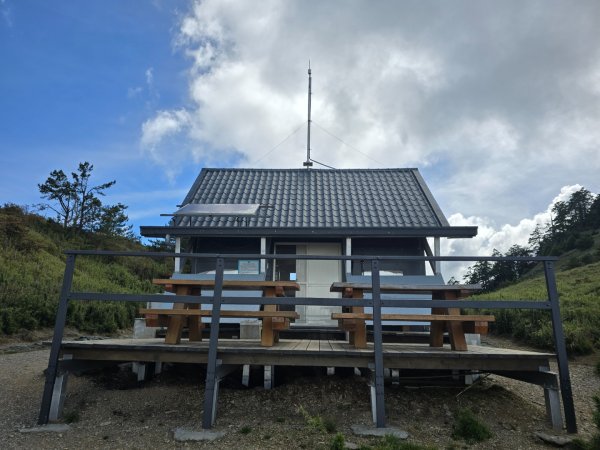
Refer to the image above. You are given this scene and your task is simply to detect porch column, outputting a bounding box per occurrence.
[345,237,352,275]
[174,237,181,273]
[260,237,267,274]
[434,237,441,275]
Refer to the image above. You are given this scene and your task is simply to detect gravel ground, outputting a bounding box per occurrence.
[0,337,598,450]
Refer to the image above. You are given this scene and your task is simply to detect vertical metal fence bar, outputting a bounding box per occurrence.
[543,261,577,433]
[371,259,386,428]
[38,254,76,425]
[202,257,225,429]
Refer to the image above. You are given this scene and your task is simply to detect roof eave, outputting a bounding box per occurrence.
[140,225,478,239]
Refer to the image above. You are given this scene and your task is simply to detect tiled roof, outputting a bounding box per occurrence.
[173,168,450,229]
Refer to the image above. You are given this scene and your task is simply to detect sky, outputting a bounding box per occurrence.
[1,0,599,278]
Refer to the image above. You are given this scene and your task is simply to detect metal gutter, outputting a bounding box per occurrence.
[140,225,478,238]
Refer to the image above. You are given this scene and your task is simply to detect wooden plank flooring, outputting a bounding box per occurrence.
[59,338,553,372]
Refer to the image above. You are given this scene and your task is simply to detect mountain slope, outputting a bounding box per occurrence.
[478,260,600,354]
[0,205,170,335]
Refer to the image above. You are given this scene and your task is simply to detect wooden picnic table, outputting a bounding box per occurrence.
[330,282,488,351]
[147,279,300,347]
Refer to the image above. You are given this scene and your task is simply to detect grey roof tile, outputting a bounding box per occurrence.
[176,168,449,229]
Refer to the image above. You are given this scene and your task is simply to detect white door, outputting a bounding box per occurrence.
[275,243,342,327]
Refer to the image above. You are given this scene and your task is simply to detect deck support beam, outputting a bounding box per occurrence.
[371,259,386,428]
[202,257,225,429]
[264,365,273,389]
[544,261,577,433]
[491,369,564,430]
[38,254,76,425]
[48,355,72,422]
[242,365,250,387]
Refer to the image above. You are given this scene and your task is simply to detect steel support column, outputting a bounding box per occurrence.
[544,261,577,433]
[202,257,225,429]
[38,254,76,424]
[371,259,386,427]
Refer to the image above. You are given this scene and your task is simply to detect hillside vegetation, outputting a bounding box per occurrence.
[479,259,600,355]
[0,204,171,335]
[472,229,600,355]
[462,187,600,355]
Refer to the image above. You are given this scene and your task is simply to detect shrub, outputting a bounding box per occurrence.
[63,410,80,423]
[451,409,492,444]
[329,432,345,450]
[576,235,594,250]
[368,435,436,450]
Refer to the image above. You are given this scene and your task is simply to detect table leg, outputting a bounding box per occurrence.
[447,308,467,351]
[261,287,276,347]
[165,285,190,345]
[188,302,203,342]
[429,306,446,348]
[352,289,367,349]
[430,291,468,351]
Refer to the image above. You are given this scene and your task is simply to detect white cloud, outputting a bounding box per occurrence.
[145,67,154,86]
[141,0,600,227]
[441,184,588,281]
[141,109,191,149]
[1,0,12,28]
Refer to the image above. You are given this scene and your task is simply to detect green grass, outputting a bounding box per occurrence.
[474,261,600,354]
[63,410,80,424]
[358,435,437,450]
[451,409,492,444]
[0,206,170,335]
[329,432,345,450]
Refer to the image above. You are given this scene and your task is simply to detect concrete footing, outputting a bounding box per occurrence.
[351,424,408,439]
[173,428,225,441]
[20,424,71,433]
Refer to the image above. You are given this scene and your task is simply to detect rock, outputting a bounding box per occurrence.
[172,427,225,442]
[534,432,575,447]
[345,442,359,449]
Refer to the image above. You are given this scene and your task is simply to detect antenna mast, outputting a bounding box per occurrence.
[303,62,313,168]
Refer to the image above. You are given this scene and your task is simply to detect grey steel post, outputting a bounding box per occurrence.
[543,261,577,433]
[371,259,386,427]
[202,257,225,429]
[38,254,76,424]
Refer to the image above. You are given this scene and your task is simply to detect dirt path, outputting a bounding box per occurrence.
[0,342,597,449]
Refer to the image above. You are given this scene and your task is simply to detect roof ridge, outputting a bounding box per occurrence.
[201,167,419,172]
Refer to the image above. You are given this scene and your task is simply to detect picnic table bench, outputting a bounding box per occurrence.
[144,279,300,347]
[330,282,492,351]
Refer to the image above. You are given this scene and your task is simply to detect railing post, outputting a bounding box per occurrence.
[371,259,386,428]
[543,260,577,433]
[202,257,225,429]
[38,253,76,425]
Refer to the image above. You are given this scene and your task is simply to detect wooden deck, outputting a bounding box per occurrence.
[52,338,566,431]
[59,338,553,372]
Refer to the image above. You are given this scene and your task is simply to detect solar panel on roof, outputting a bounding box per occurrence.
[171,203,261,216]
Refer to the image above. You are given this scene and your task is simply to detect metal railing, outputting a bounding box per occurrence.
[38,250,576,432]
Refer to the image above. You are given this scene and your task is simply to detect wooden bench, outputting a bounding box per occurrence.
[149,279,300,347]
[140,308,299,347]
[332,312,494,349]
[330,282,487,351]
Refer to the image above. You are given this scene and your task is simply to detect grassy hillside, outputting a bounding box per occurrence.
[477,260,600,355]
[0,204,171,335]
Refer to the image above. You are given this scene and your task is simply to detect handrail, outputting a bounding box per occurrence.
[62,249,560,262]
[38,249,576,433]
